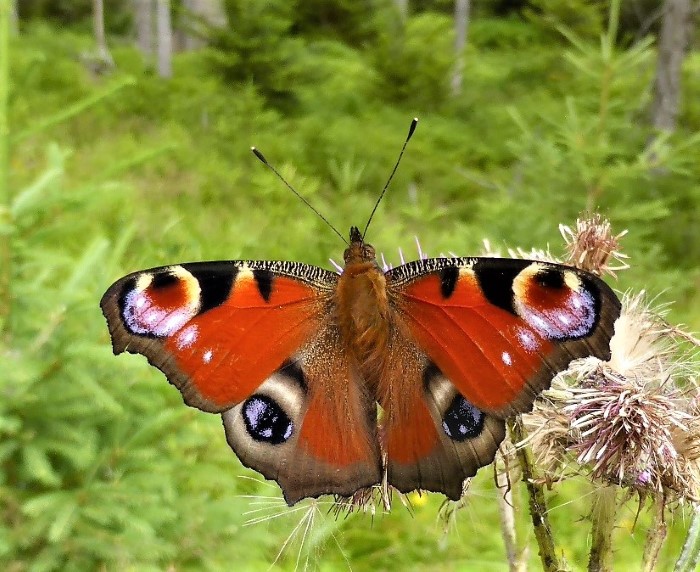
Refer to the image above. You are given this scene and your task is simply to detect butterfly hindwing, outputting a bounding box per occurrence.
[378,332,507,500]
[222,325,382,504]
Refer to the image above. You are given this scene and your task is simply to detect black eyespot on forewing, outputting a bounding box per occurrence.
[442,394,484,441]
[243,396,293,445]
[439,266,459,298]
[117,276,138,316]
[280,359,308,393]
[151,271,179,289]
[187,265,237,314]
[472,260,529,315]
[535,267,565,289]
[253,269,274,303]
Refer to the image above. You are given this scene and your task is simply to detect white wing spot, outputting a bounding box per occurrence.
[203,349,213,364]
[176,325,199,350]
[501,351,513,366]
[516,328,539,352]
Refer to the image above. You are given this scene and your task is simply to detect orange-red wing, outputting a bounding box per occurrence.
[380,257,619,498]
[387,257,620,418]
[100,261,334,412]
[101,261,383,504]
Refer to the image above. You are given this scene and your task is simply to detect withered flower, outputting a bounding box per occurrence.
[559,213,629,276]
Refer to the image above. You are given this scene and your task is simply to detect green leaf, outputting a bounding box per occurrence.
[21,445,61,487]
[47,500,78,543]
[22,491,69,517]
[10,145,67,220]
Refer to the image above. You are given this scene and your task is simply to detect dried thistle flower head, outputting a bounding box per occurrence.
[559,214,629,277]
[566,367,694,494]
[332,486,383,517]
[332,484,414,516]
[528,292,700,501]
[482,214,626,273]
[521,390,576,477]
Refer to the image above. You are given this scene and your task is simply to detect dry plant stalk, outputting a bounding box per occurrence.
[495,444,529,572]
[509,417,564,572]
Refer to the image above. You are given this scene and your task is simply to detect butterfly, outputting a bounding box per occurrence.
[100,225,620,505]
[101,119,620,505]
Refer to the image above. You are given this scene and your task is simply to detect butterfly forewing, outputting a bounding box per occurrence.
[100,261,335,411]
[387,257,619,415]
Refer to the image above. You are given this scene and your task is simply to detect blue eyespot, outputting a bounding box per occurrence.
[243,396,293,444]
[442,394,484,441]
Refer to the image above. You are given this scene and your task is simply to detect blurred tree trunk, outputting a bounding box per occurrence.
[156,0,172,78]
[134,0,154,62]
[175,0,226,51]
[10,0,18,35]
[0,0,10,329]
[394,0,409,19]
[451,0,470,97]
[93,0,114,69]
[650,0,695,131]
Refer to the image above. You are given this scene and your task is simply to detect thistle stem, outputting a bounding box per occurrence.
[675,503,700,572]
[496,457,527,571]
[587,485,617,572]
[509,417,565,572]
[641,492,667,572]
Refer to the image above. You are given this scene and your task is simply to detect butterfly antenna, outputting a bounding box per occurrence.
[362,117,418,239]
[251,147,348,246]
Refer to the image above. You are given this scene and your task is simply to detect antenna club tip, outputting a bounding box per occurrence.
[408,118,418,139]
[251,147,268,164]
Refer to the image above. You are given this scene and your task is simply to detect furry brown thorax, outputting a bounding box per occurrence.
[336,227,393,389]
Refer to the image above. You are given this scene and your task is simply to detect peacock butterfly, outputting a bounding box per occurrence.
[100,121,621,505]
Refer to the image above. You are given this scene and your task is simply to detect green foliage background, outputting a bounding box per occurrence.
[2,1,699,570]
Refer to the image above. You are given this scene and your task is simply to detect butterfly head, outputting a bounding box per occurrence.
[344,226,377,266]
